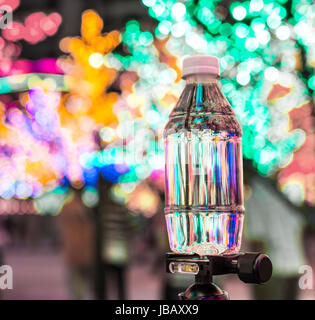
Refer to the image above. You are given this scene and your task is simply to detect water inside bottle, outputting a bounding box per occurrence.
[164,80,244,255]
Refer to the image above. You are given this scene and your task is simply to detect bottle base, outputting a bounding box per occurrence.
[166,211,244,256]
[170,243,240,256]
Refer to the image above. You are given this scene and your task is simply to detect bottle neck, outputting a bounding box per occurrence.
[185,73,218,84]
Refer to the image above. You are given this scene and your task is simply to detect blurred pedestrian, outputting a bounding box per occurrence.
[245,175,306,300]
[58,189,95,300]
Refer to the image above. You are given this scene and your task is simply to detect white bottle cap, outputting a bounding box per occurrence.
[182,55,220,78]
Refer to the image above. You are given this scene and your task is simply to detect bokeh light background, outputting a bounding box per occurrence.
[0,0,313,211]
[0,0,313,299]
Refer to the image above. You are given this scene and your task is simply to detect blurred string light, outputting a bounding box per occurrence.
[0,2,65,212]
[2,11,62,44]
[0,1,62,78]
[56,10,121,191]
[0,10,121,213]
[0,57,63,77]
[0,3,62,210]
[0,73,66,94]
[34,187,69,215]
[0,199,36,215]
[0,87,67,201]
[82,186,99,207]
[232,5,247,21]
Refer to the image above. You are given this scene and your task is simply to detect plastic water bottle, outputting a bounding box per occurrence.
[164,56,244,256]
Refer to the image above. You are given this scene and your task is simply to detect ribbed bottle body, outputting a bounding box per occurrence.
[164,80,244,255]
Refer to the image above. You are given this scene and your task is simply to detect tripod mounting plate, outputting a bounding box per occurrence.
[166,252,272,285]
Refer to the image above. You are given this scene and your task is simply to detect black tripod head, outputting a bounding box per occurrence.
[166,252,272,300]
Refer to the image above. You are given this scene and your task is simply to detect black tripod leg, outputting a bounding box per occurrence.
[117,266,126,300]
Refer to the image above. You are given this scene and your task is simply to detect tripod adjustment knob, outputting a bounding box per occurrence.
[237,253,272,284]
